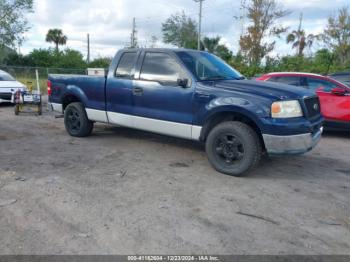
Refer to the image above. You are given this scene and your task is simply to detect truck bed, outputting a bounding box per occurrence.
[48,74,107,113]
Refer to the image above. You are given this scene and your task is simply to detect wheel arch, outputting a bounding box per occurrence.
[61,85,88,111]
[199,110,265,150]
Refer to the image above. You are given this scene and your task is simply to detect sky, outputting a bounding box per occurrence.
[21,0,349,59]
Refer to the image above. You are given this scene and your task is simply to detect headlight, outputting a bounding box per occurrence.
[271,100,303,118]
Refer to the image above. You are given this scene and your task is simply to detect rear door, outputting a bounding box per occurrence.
[131,51,195,139]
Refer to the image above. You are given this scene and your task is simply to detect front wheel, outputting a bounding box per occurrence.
[64,102,93,137]
[205,121,262,177]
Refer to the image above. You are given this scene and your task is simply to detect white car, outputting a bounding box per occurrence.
[0,70,27,103]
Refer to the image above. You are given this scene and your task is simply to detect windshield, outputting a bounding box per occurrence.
[0,72,15,81]
[177,51,244,81]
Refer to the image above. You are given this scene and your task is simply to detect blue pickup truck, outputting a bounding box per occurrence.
[48,48,323,176]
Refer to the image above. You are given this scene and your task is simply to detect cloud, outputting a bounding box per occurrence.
[21,0,349,59]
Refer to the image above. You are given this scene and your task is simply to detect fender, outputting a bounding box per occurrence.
[195,96,270,130]
[61,84,89,108]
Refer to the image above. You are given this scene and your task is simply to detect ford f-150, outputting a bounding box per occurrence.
[48,48,324,176]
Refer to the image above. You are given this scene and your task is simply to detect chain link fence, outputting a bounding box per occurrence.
[0,65,87,93]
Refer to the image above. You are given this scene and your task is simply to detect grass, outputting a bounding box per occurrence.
[16,77,48,94]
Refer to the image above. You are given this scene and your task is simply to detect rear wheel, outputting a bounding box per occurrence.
[64,102,93,137]
[205,121,262,177]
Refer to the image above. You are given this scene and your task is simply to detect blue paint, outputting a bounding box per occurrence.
[48,48,323,139]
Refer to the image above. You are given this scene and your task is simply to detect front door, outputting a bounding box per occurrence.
[317,85,350,122]
[132,51,194,139]
[106,51,139,127]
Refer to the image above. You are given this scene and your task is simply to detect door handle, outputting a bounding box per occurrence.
[133,87,143,96]
[196,91,210,98]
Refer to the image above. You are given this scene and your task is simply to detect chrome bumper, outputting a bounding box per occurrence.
[263,127,323,155]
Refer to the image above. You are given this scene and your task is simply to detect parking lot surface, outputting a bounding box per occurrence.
[0,102,349,254]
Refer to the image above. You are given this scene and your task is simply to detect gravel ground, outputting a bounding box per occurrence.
[0,101,349,255]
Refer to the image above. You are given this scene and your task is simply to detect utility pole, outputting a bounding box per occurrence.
[130,17,137,48]
[87,33,90,64]
[194,0,204,50]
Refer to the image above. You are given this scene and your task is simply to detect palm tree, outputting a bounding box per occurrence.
[287,13,318,56]
[46,29,68,52]
[202,36,221,53]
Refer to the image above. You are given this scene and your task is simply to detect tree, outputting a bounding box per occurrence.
[322,7,350,67]
[89,57,112,68]
[54,48,86,68]
[28,48,56,67]
[162,12,198,49]
[201,36,233,62]
[25,48,87,69]
[239,0,289,68]
[0,0,33,60]
[287,13,318,56]
[46,29,68,52]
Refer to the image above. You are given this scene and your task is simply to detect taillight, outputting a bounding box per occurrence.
[47,80,52,96]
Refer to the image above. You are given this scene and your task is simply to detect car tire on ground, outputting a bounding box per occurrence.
[205,121,262,177]
[64,102,93,137]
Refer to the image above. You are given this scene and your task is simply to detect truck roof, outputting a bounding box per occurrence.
[119,48,206,53]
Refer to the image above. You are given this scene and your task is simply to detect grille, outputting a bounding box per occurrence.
[304,96,321,119]
[0,93,12,100]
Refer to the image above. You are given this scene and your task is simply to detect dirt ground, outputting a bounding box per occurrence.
[0,100,349,255]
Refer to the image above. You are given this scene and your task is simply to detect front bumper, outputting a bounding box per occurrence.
[263,127,323,155]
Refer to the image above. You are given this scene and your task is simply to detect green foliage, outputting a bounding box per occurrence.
[29,48,56,67]
[201,36,233,62]
[88,57,112,68]
[0,0,33,48]
[322,7,350,67]
[3,48,87,69]
[239,0,289,69]
[54,49,86,68]
[286,13,319,56]
[46,29,68,52]
[162,12,198,49]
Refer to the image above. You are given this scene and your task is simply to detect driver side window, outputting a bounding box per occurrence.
[140,52,184,86]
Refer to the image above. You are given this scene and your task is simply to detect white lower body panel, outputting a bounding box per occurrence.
[50,103,63,113]
[108,111,201,140]
[52,104,202,141]
[86,108,108,122]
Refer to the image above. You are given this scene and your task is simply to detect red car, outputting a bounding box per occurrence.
[256,72,350,129]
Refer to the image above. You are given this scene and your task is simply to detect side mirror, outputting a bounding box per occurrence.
[177,78,189,88]
[331,87,347,96]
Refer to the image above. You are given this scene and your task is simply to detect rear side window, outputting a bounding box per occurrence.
[140,52,183,85]
[306,78,337,92]
[270,76,300,86]
[115,52,137,79]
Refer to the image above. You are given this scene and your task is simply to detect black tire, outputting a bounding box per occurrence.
[64,102,93,137]
[14,105,19,115]
[205,121,262,177]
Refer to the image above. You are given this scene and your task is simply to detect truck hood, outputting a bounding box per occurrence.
[211,79,314,100]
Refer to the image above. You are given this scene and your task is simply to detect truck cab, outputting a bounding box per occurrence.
[48,48,323,176]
